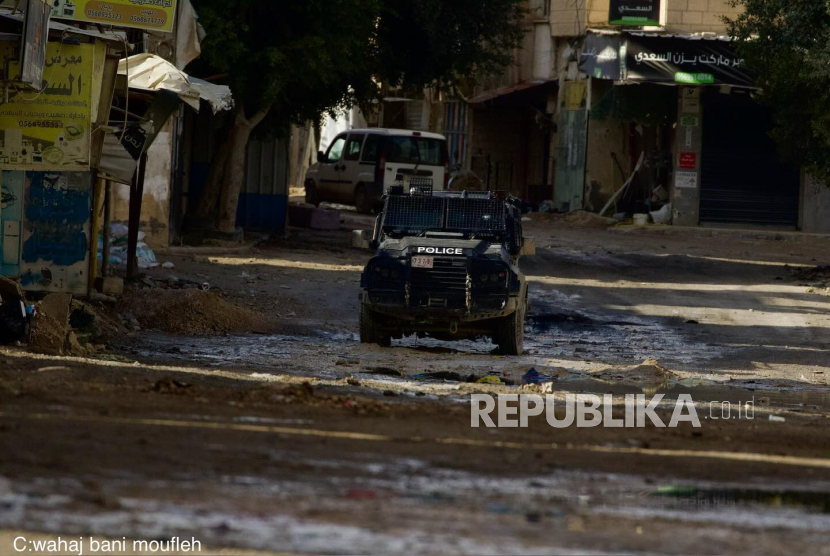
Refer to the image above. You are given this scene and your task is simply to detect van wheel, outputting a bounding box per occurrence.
[493,297,526,355]
[355,185,372,214]
[360,303,391,347]
[305,181,321,207]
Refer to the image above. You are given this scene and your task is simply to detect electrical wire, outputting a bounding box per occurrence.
[119,34,129,142]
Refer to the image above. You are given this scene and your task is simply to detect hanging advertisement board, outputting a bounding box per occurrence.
[0,41,104,171]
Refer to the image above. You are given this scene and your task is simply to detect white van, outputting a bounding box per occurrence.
[304,128,449,213]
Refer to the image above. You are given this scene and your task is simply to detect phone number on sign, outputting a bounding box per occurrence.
[87,10,123,20]
[130,15,165,25]
[18,120,62,129]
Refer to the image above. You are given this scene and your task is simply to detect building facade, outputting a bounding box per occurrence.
[404,0,830,232]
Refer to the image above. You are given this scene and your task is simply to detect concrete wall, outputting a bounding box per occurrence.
[551,0,742,36]
[111,119,173,250]
[672,87,702,226]
[665,0,741,33]
[800,174,830,234]
[550,0,587,37]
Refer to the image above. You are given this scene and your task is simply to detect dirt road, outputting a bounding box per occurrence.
[1,213,829,555]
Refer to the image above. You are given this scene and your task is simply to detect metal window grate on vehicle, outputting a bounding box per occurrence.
[383,195,445,230]
[409,177,434,196]
[445,198,506,232]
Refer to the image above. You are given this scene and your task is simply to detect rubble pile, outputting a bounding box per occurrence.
[534,209,618,229]
[120,289,272,335]
[28,294,121,356]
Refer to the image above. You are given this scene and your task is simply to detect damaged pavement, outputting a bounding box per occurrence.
[1,213,830,555]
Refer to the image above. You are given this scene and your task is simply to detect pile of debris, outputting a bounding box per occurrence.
[119,288,273,335]
[787,264,830,289]
[28,293,121,357]
[533,209,618,229]
[98,224,174,270]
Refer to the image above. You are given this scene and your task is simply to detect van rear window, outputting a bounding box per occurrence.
[386,137,446,166]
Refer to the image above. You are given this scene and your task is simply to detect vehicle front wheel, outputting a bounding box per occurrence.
[355,185,373,214]
[493,298,526,356]
[360,303,391,347]
[305,181,321,207]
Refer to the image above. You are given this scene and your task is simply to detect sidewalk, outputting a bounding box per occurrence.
[610,223,830,243]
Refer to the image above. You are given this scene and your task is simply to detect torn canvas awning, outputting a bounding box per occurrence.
[118,53,233,113]
[579,31,755,87]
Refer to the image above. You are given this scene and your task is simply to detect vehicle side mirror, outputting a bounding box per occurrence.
[317,151,327,163]
[352,229,374,250]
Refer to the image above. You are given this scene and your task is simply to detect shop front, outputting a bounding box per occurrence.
[578,30,803,229]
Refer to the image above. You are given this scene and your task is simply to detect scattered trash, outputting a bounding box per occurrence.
[522,367,552,385]
[97,226,157,268]
[769,415,786,422]
[162,262,175,269]
[650,204,672,224]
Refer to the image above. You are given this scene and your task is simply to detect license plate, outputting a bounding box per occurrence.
[412,256,434,269]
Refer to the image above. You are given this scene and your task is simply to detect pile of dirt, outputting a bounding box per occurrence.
[120,289,273,335]
[535,210,617,229]
[594,358,677,387]
[28,293,73,356]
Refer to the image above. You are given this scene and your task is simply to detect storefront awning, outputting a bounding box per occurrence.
[579,31,754,87]
[118,54,233,113]
[469,78,558,105]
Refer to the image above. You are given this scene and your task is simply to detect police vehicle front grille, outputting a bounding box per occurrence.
[409,257,468,307]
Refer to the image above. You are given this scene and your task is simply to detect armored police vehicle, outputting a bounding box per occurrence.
[356,190,534,355]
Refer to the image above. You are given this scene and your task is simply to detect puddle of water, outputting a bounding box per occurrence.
[653,486,830,514]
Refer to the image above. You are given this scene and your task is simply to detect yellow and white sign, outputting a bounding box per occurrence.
[1,0,178,32]
[0,41,105,171]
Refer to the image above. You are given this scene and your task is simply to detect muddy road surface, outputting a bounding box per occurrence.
[1,215,830,555]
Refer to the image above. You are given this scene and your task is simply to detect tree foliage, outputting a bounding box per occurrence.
[187,0,527,231]
[189,0,528,126]
[727,0,830,183]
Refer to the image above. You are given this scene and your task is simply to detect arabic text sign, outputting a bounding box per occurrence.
[1,0,178,32]
[578,34,623,80]
[626,35,754,87]
[609,0,660,26]
[0,42,97,171]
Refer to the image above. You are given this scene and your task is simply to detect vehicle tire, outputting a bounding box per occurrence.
[360,303,391,347]
[355,184,372,214]
[494,296,526,356]
[305,181,321,207]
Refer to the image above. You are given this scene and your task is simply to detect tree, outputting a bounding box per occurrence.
[189,0,527,233]
[726,0,830,183]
